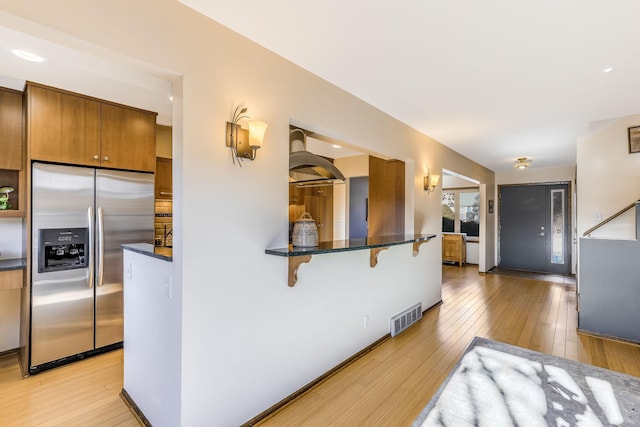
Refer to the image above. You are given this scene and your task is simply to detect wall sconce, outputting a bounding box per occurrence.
[513,157,530,169]
[226,105,268,165]
[424,169,440,193]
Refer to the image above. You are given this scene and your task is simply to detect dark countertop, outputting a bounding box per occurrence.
[122,243,172,262]
[266,233,437,257]
[0,258,26,271]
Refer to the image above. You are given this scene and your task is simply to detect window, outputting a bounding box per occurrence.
[441,189,480,238]
[442,191,455,232]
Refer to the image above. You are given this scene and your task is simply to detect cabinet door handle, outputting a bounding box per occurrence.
[103,155,110,161]
[93,154,99,160]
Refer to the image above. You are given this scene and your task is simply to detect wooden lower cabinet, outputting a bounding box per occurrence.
[442,233,466,266]
[0,269,23,290]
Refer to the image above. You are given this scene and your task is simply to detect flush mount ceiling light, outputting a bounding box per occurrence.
[603,67,613,73]
[11,49,45,63]
[513,157,531,169]
[225,105,267,166]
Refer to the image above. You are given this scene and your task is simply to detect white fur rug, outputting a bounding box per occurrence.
[413,337,640,426]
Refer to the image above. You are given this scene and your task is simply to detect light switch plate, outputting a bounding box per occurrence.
[125,262,132,280]
[164,276,172,298]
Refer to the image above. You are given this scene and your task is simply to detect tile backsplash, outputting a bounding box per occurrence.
[155,200,173,247]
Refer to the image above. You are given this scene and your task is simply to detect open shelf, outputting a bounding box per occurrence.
[0,169,24,217]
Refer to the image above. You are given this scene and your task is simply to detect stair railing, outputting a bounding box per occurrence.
[582,200,640,237]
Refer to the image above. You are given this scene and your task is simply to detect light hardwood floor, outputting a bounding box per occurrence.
[1,265,639,426]
[255,265,640,426]
[0,349,137,426]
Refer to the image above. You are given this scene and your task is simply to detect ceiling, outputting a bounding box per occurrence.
[0,17,174,126]
[178,0,640,171]
[2,3,640,171]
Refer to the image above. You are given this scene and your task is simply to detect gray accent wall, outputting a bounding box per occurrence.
[578,203,640,343]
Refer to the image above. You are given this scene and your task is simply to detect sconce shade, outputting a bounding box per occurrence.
[226,105,267,165]
[248,120,268,149]
[424,173,440,192]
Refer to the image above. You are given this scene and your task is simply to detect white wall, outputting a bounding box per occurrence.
[577,116,640,239]
[0,3,495,425]
[0,218,22,352]
[496,166,576,187]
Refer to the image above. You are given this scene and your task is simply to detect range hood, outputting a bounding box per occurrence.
[289,128,346,186]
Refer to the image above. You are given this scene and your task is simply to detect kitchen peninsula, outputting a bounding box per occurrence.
[121,243,179,426]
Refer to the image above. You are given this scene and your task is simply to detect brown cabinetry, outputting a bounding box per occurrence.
[101,103,156,172]
[304,185,333,242]
[442,233,466,266]
[155,157,172,199]
[0,88,24,170]
[26,83,156,172]
[288,184,334,242]
[0,268,23,290]
[0,87,25,217]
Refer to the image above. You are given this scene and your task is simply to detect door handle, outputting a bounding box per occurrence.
[97,207,105,287]
[87,207,94,289]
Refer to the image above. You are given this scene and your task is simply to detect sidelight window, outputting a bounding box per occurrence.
[551,189,565,264]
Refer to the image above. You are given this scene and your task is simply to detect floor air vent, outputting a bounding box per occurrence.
[390,303,422,337]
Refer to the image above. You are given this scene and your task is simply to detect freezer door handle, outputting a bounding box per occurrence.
[87,207,95,289]
[97,206,105,287]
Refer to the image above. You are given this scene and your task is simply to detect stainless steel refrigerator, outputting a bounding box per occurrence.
[31,162,154,373]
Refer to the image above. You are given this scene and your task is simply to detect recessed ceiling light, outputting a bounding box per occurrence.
[11,49,44,63]
[332,144,342,148]
[168,96,174,102]
[603,67,613,73]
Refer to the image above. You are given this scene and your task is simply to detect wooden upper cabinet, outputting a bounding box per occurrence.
[28,84,101,166]
[368,156,405,237]
[100,103,156,172]
[0,87,24,170]
[155,157,172,199]
[27,83,156,172]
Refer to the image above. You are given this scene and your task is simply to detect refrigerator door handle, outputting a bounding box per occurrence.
[87,206,95,289]
[97,206,105,287]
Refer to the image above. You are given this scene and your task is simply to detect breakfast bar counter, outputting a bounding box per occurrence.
[266,233,436,286]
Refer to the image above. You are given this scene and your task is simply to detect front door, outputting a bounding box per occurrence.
[499,183,571,274]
